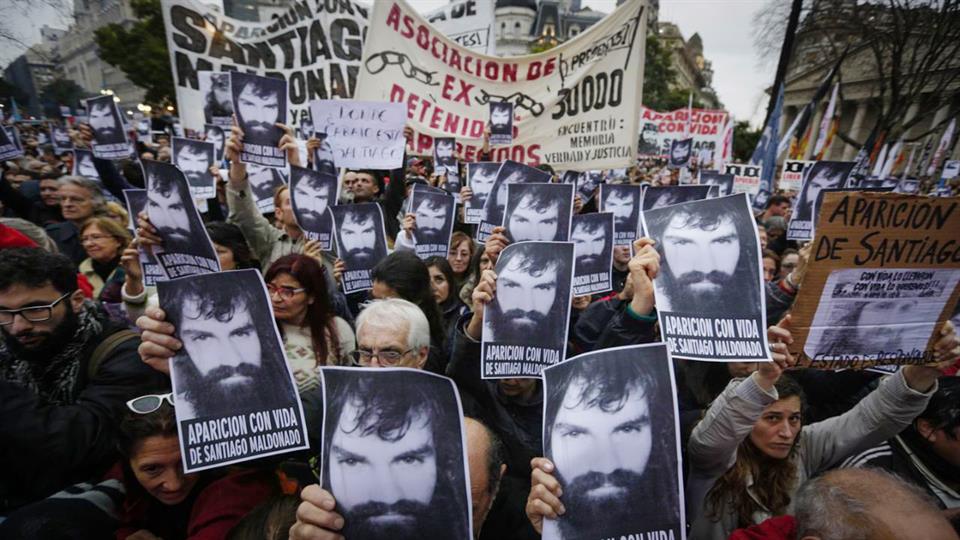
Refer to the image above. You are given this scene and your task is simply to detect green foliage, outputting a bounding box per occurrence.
[94,0,173,104]
[40,78,89,117]
[732,120,762,163]
[643,33,706,111]
[0,79,29,109]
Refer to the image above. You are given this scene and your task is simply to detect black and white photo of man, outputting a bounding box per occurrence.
[642,185,711,211]
[299,114,314,141]
[479,160,551,241]
[896,178,920,194]
[482,242,574,377]
[541,344,683,540]
[571,212,614,296]
[408,185,456,259]
[504,183,573,242]
[204,124,226,162]
[808,298,941,361]
[321,368,472,540]
[311,133,337,177]
[669,137,693,169]
[331,203,388,293]
[637,122,660,156]
[86,95,131,159]
[489,102,513,146]
[599,184,641,246]
[50,125,73,152]
[172,137,215,196]
[576,170,603,203]
[247,164,287,213]
[200,71,233,127]
[464,162,501,223]
[230,72,287,168]
[290,165,336,248]
[794,161,856,223]
[0,125,21,161]
[73,149,99,180]
[433,137,457,174]
[698,170,734,198]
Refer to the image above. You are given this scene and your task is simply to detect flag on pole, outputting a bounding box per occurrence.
[10,98,22,122]
[879,137,904,178]
[813,82,840,159]
[777,61,841,159]
[718,117,734,170]
[901,143,917,180]
[685,92,693,138]
[749,83,784,192]
[927,117,956,177]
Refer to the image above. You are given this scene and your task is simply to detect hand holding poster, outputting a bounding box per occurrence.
[0,125,22,161]
[171,137,216,199]
[571,212,614,296]
[158,269,309,472]
[464,162,500,223]
[122,189,165,287]
[204,124,226,162]
[319,368,472,540]
[331,203,389,293]
[231,72,288,168]
[787,160,856,241]
[477,160,551,242]
[599,184,642,246]
[407,184,457,259]
[642,194,772,362]
[309,100,407,170]
[787,191,960,368]
[86,95,132,160]
[290,165,337,250]
[482,241,574,378]
[541,343,683,540]
[504,183,574,242]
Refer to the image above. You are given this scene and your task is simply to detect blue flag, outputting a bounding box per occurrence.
[750,83,783,193]
[10,98,22,122]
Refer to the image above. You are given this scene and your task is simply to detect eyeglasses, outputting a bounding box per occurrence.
[127,393,175,414]
[0,291,73,326]
[350,348,414,367]
[267,284,306,300]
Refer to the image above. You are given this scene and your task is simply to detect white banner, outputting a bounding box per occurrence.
[425,0,495,55]
[161,0,368,132]
[638,106,728,170]
[354,0,647,171]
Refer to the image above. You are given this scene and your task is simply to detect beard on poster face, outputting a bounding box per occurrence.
[236,82,281,141]
[490,104,511,130]
[179,360,265,416]
[799,167,845,219]
[486,260,560,345]
[605,192,638,229]
[556,468,648,538]
[340,212,381,268]
[572,226,607,269]
[89,103,121,141]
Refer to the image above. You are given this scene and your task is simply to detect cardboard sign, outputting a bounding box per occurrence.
[309,100,407,169]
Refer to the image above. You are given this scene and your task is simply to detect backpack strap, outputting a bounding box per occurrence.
[87,329,140,381]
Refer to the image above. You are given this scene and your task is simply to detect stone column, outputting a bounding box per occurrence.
[842,100,869,161]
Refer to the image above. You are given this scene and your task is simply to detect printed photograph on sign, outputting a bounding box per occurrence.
[331,203,389,294]
[199,71,234,128]
[319,367,472,540]
[571,212,614,297]
[599,184,642,247]
[668,137,693,169]
[642,194,771,362]
[311,132,338,177]
[290,165,337,251]
[204,124,226,162]
[171,137,216,199]
[50,125,73,152]
[158,269,308,472]
[698,170,734,198]
[477,160,551,242]
[123,189,166,285]
[779,159,814,192]
[642,185,711,211]
[489,102,514,146]
[504,183,574,242]
[482,241,574,379]
[86,95,132,160]
[407,184,457,259]
[724,163,763,195]
[144,160,221,279]
[560,170,580,184]
[231,72,287,168]
[787,161,856,241]
[464,162,501,224]
[541,343,684,540]
[576,171,604,203]
[433,137,457,175]
[309,100,407,170]
[752,189,771,212]
[0,125,22,161]
[299,113,314,141]
[895,178,920,194]
[860,176,901,190]
[247,164,287,213]
[637,121,660,156]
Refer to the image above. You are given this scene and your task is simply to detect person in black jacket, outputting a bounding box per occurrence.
[0,171,63,227]
[0,248,167,511]
[44,176,106,265]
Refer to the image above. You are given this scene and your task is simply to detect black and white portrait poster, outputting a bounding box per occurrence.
[433,137,457,175]
[482,241,575,379]
[504,183,574,242]
[171,137,216,199]
[290,165,337,250]
[698,170,734,198]
[311,132,338,177]
[135,117,152,145]
[73,149,99,180]
[204,124,226,162]
[576,170,604,204]
[669,137,693,169]
[408,184,457,259]
[599,184,642,247]
[477,160,551,242]
[199,71,234,128]
[571,212,614,296]
[489,101,513,146]
[787,160,857,241]
[86,95,132,160]
[144,160,221,279]
[247,164,287,213]
[440,166,463,195]
[464,162,501,224]
[122,189,165,286]
[752,188,772,212]
[50,124,74,153]
[298,112,314,141]
[560,170,580,185]
[319,368,472,540]
[895,178,920,194]
[542,343,684,540]
[724,163,763,196]
[158,269,309,473]
[0,125,22,161]
[642,194,772,362]
[331,203,388,294]
[230,72,287,168]
[640,185,712,237]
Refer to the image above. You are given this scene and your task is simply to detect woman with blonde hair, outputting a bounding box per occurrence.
[78,216,131,304]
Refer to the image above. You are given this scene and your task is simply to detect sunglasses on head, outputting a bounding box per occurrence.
[126,392,175,414]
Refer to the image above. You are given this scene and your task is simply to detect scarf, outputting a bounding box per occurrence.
[0,301,105,406]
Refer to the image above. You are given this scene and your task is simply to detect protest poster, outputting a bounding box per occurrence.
[331,203,388,293]
[787,160,857,241]
[160,0,367,132]
[231,73,288,168]
[477,160,551,242]
[407,184,457,259]
[298,112,314,140]
[310,100,407,170]
[135,117,152,144]
[123,189,166,286]
[724,163,763,196]
[309,132,338,176]
[425,0,495,54]
[440,167,463,194]
[319,367,472,540]
[158,269,309,473]
[50,124,74,153]
[698,170,734,198]
[642,194,772,362]
[541,343,683,540]
[787,191,960,369]
[85,95,132,160]
[247,164,287,213]
[355,0,647,171]
[779,159,813,192]
[434,136,458,174]
[752,189,772,212]
[171,137,216,199]
[942,160,960,181]
[204,124,226,162]
[504,183,574,242]
[290,165,337,251]
[144,160,221,278]
[464,162,500,224]
[0,125,22,161]
[73,149,99,180]
[576,170,604,203]
[860,177,901,190]
[638,106,728,170]
[599,184,642,246]
[198,72,233,128]
[560,170,579,185]
[482,241,574,378]
[642,185,711,211]
[571,212,614,296]
[668,137,693,169]
[896,178,920,194]
[489,102,514,146]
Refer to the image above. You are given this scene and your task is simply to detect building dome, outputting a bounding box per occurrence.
[496,0,537,11]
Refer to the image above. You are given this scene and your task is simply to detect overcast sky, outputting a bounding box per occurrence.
[2,0,776,127]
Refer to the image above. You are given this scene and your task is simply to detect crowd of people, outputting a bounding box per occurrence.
[0,114,958,540]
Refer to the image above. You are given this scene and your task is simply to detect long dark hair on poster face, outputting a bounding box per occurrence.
[371,251,446,348]
[265,254,342,367]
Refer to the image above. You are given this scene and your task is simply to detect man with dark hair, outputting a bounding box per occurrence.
[505,187,564,242]
[490,102,511,131]
[204,124,225,161]
[602,185,640,232]
[164,276,294,420]
[669,138,693,168]
[795,162,848,222]
[234,77,282,143]
[147,163,203,255]
[311,134,336,177]
[173,139,214,189]
[291,168,335,233]
[761,194,791,223]
[0,248,164,511]
[468,163,499,210]
[339,206,386,270]
[412,194,452,247]
[88,98,122,143]
[571,215,609,271]
[247,164,285,208]
[203,72,233,123]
